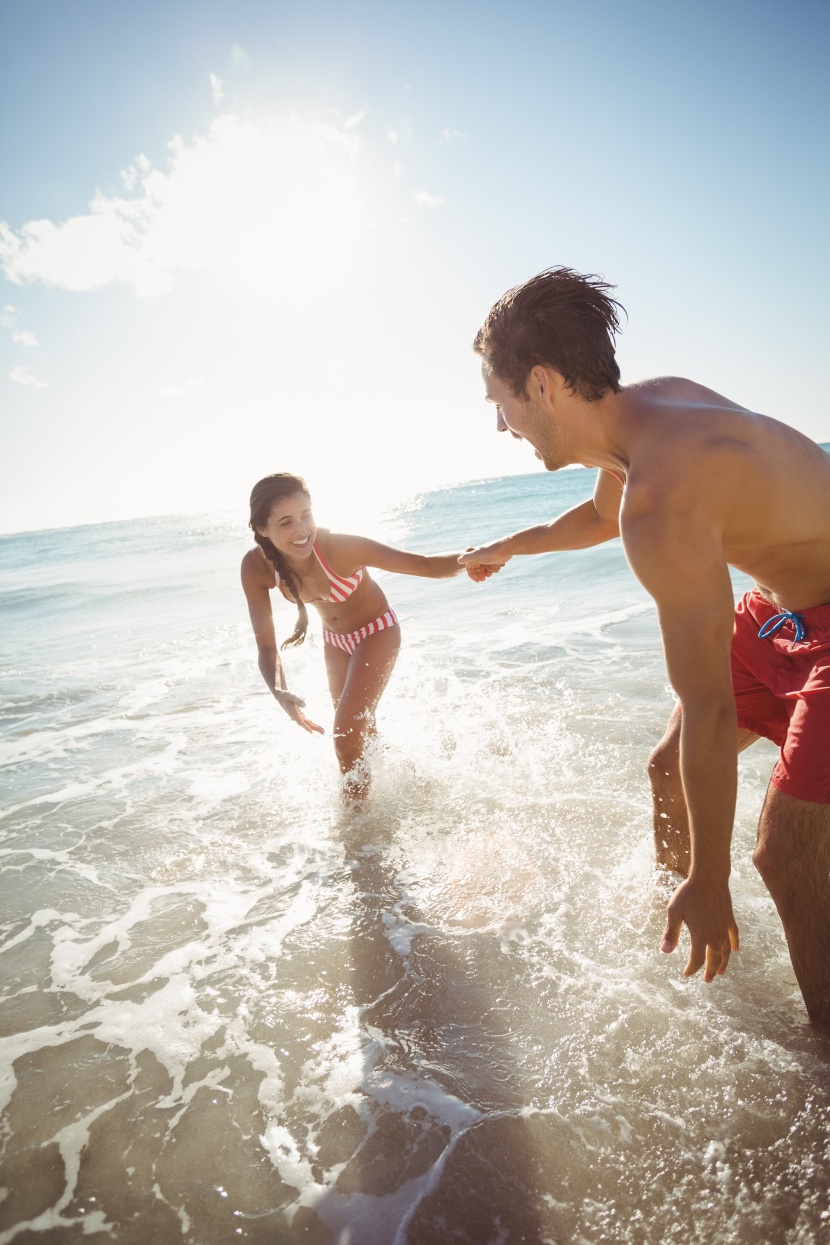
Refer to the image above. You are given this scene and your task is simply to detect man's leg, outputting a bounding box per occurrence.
[648,706,689,874]
[648,706,759,875]
[752,787,830,1034]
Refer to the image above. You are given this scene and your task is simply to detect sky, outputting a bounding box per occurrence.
[1,0,829,534]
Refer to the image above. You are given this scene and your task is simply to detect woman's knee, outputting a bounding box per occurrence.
[333,729,357,772]
[333,714,369,772]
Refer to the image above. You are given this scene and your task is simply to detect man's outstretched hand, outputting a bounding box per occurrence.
[459,542,512,583]
[661,876,739,981]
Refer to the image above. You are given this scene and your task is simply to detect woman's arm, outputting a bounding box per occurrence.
[325,534,466,579]
[240,551,324,734]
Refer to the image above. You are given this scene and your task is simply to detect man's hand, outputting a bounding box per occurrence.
[458,542,511,583]
[275,690,324,734]
[661,876,739,981]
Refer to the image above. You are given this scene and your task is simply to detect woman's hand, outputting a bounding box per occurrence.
[275,689,324,734]
[458,542,511,583]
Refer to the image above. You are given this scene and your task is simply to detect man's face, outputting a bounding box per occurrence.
[482,363,571,472]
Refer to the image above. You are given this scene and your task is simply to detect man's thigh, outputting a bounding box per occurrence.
[770,687,830,804]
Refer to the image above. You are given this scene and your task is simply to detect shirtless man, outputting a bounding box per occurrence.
[461,267,830,1033]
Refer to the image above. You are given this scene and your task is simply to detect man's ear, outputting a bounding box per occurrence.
[529,364,561,406]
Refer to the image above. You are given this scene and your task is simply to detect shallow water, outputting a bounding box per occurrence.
[2,474,829,1244]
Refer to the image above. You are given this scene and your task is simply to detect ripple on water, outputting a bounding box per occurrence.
[2,505,830,1243]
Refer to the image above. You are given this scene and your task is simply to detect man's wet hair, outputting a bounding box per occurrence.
[473,266,625,402]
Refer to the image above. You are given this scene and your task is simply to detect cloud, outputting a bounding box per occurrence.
[440,127,467,142]
[0,113,365,298]
[414,190,444,209]
[10,365,48,388]
[210,74,224,105]
[386,123,413,146]
[230,44,250,70]
[145,376,207,399]
[343,109,367,129]
[1,305,38,346]
[0,207,164,295]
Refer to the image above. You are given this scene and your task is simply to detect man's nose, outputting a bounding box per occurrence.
[496,406,508,433]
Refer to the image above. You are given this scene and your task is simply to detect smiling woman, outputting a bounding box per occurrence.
[242,471,493,800]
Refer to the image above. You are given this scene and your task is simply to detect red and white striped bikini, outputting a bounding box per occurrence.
[279,541,399,656]
[323,608,398,656]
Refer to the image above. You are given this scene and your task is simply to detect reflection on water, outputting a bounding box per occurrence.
[2,492,830,1243]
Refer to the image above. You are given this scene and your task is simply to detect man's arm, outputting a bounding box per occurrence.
[624,510,740,981]
[459,468,622,578]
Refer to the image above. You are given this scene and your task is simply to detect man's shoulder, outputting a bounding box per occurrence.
[624,375,750,412]
[622,435,725,528]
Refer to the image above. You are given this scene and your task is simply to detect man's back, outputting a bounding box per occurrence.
[617,377,830,610]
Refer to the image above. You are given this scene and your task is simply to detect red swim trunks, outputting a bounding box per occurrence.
[731,588,830,803]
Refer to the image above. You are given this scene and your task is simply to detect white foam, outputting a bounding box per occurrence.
[4,502,830,1244]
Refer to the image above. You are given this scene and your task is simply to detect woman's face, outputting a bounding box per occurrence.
[259,491,316,560]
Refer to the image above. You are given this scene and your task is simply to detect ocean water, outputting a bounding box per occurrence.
[2,468,830,1245]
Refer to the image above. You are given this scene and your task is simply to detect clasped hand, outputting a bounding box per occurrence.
[458,542,511,583]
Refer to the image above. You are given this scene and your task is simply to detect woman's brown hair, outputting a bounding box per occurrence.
[249,473,311,649]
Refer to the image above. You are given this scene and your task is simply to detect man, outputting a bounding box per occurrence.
[460,266,830,1033]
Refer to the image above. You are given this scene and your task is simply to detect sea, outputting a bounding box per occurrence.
[2,467,830,1245]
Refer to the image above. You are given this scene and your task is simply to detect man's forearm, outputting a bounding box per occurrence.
[501,499,618,556]
[679,700,738,881]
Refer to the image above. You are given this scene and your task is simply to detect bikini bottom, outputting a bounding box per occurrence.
[322,609,399,656]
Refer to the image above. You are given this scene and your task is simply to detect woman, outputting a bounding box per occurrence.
[242,472,481,798]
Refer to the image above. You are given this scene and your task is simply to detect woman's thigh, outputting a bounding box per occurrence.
[332,626,401,735]
[324,643,351,708]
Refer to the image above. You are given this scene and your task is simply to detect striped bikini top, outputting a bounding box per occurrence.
[312,541,365,602]
[277,540,365,604]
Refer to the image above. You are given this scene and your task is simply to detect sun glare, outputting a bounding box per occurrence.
[1,111,369,302]
[141,115,367,296]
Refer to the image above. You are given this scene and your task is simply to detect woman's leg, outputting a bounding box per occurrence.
[324,626,401,798]
[324,643,351,707]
